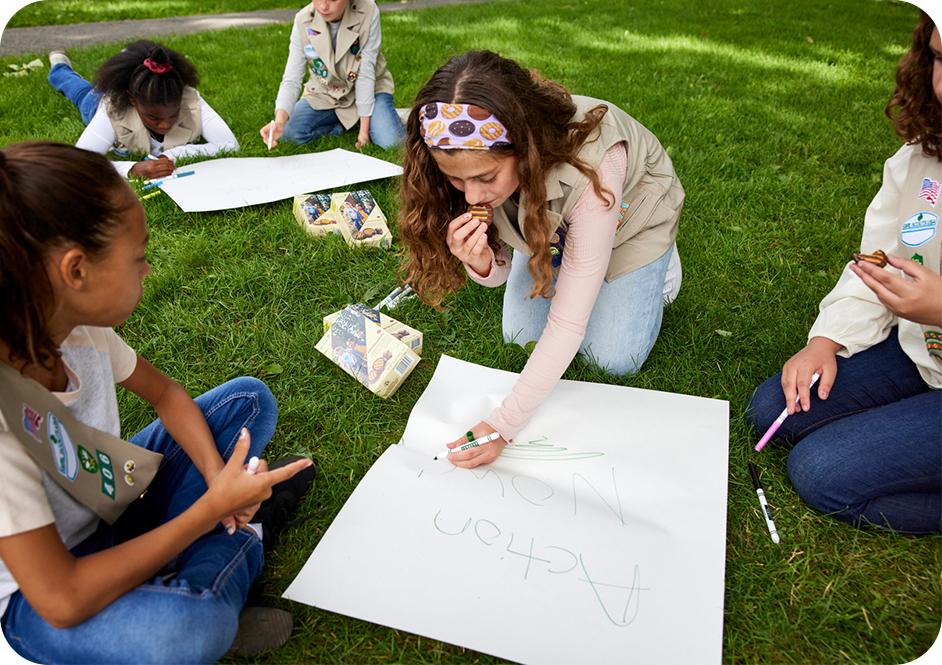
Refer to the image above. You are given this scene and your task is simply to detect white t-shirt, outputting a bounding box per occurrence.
[0,327,137,617]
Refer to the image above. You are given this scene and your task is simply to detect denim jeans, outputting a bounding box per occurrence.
[48,63,101,126]
[2,377,278,664]
[747,333,941,534]
[282,92,404,148]
[502,244,677,376]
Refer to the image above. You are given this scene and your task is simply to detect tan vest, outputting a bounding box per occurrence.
[107,86,202,156]
[296,0,395,129]
[491,96,684,281]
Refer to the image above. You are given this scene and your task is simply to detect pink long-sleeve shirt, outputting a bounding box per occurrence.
[466,142,628,441]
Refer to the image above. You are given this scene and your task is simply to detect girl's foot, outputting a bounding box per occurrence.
[48,51,71,68]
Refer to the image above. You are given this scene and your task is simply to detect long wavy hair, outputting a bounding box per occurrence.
[885,11,941,160]
[95,40,199,114]
[399,50,613,307]
[0,142,127,369]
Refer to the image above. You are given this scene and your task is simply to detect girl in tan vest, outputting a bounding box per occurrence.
[260,0,403,149]
[47,40,239,180]
[399,51,684,468]
[747,11,941,534]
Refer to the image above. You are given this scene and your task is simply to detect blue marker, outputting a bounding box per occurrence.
[142,170,196,190]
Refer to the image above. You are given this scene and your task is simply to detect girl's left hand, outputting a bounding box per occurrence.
[444,422,507,469]
[222,457,269,533]
[850,254,942,327]
[355,130,371,149]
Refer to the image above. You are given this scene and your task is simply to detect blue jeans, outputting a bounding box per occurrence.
[747,334,941,534]
[48,62,101,126]
[282,92,404,148]
[502,244,675,376]
[2,377,278,664]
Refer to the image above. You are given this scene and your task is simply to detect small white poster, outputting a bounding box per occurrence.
[157,149,402,212]
[284,356,729,664]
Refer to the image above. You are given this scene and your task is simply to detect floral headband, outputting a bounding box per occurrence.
[142,58,174,75]
[419,102,511,150]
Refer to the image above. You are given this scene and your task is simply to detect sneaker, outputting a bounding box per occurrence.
[253,455,317,551]
[48,51,71,68]
[395,106,410,124]
[228,606,293,657]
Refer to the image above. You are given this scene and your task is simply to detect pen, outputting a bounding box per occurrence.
[375,285,403,310]
[754,372,820,452]
[434,432,501,460]
[142,170,195,190]
[748,462,779,544]
[266,119,276,150]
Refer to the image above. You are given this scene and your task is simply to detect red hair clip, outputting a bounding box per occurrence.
[142,58,173,75]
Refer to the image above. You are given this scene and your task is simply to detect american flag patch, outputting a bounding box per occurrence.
[918,178,939,206]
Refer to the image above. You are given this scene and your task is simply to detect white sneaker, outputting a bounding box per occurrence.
[395,106,411,124]
[662,244,682,304]
[49,51,71,68]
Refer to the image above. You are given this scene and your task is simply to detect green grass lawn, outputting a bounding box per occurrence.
[1,0,940,663]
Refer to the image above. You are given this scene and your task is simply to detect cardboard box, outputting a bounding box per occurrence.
[332,190,392,249]
[316,304,420,398]
[323,303,423,356]
[293,192,339,236]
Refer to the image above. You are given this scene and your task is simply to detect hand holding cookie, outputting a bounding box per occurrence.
[446,211,493,276]
[850,253,942,327]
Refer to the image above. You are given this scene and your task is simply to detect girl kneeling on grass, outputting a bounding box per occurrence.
[747,11,942,534]
[0,142,316,663]
[400,51,684,468]
[260,0,404,149]
[47,40,239,180]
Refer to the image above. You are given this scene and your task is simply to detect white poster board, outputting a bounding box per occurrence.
[157,149,402,212]
[285,356,729,664]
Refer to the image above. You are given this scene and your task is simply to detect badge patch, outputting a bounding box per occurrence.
[918,178,940,207]
[616,200,631,228]
[303,44,318,60]
[306,27,320,37]
[925,330,942,357]
[96,450,116,500]
[46,413,78,481]
[21,404,42,442]
[350,39,360,56]
[78,446,98,473]
[900,211,938,247]
[912,253,924,265]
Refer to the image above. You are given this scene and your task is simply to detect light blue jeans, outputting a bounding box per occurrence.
[282,92,404,148]
[502,245,676,376]
[2,377,277,664]
[48,62,101,125]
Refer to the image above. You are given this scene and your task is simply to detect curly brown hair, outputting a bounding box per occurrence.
[885,11,942,160]
[399,51,613,307]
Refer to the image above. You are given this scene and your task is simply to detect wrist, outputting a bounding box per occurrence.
[808,336,843,354]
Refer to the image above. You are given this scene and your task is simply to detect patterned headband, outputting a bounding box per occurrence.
[142,58,174,75]
[419,102,511,150]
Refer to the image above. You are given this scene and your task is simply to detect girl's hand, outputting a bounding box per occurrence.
[260,120,285,149]
[444,422,506,469]
[850,254,942,327]
[225,458,270,532]
[129,156,174,179]
[446,212,493,276]
[780,336,842,414]
[203,430,313,521]
[355,129,371,149]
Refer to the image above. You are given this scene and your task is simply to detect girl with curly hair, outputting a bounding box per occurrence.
[399,51,685,468]
[747,11,942,534]
[47,40,238,180]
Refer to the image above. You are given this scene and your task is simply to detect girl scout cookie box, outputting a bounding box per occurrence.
[292,190,392,249]
[316,304,420,398]
[322,303,423,356]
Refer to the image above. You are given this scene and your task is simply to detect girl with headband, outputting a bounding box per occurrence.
[47,40,239,180]
[260,0,404,150]
[400,50,684,468]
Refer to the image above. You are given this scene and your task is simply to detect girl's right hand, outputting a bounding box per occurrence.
[260,121,285,149]
[128,156,175,179]
[780,336,842,415]
[446,211,493,276]
[202,429,313,521]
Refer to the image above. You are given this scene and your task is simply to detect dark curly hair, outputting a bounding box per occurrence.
[0,142,128,368]
[885,11,942,160]
[399,51,613,307]
[95,40,199,114]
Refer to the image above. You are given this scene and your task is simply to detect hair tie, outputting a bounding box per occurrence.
[419,102,511,150]
[142,58,173,75]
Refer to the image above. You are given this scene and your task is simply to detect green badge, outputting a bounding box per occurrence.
[78,446,98,473]
[911,253,924,265]
[96,449,116,501]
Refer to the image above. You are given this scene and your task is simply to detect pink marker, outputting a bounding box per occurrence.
[754,373,821,452]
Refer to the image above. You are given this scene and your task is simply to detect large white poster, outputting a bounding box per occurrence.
[156,149,402,212]
[285,356,729,664]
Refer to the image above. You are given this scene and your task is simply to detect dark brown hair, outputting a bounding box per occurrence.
[885,11,941,160]
[399,50,612,307]
[0,142,128,368]
[95,40,199,114]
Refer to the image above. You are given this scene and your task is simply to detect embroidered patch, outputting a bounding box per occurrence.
[310,57,329,79]
[78,446,98,473]
[21,404,42,442]
[912,253,924,265]
[306,27,320,37]
[900,211,938,247]
[918,178,940,206]
[96,450,116,500]
[549,228,567,268]
[46,413,78,481]
[925,330,942,357]
[351,39,360,56]
[615,200,631,228]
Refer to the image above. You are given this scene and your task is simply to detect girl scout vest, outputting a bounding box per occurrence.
[106,86,203,156]
[895,146,942,383]
[0,362,161,524]
[491,96,685,282]
[294,0,395,130]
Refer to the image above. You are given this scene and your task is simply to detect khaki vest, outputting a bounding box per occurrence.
[107,86,202,156]
[296,0,395,129]
[491,96,684,281]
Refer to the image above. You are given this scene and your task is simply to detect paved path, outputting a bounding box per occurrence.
[0,0,489,56]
